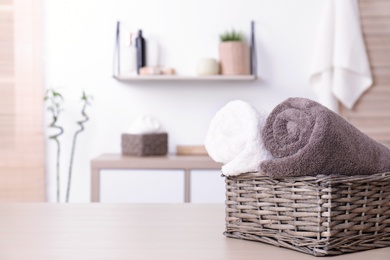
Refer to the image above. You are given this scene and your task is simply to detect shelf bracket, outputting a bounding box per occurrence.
[250,20,257,78]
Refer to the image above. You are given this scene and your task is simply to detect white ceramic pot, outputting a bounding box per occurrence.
[196,58,220,75]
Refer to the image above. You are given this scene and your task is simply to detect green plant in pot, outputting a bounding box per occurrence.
[219,29,250,75]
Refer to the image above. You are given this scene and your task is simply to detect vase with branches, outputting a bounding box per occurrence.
[44,89,92,202]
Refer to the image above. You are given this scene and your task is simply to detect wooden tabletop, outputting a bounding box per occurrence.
[0,204,389,259]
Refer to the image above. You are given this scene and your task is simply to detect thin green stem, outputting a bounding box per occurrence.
[54,138,61,202]
[49,119,64,203]
[66,101,89,203]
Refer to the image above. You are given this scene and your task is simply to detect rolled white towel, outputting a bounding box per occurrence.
[205,100,273,176]
[126,114,164,134]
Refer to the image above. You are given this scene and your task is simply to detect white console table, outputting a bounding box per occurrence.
[91,154,222,202]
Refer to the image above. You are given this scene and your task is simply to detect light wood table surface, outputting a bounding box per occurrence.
[91,154,222,203]
[0,204,389,259]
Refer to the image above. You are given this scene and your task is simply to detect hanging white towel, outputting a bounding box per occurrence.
[310,0,372,112]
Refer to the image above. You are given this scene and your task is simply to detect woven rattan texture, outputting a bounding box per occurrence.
[121,133,168,156]
[225,172,390,256]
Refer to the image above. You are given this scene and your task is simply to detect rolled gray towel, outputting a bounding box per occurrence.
[261,97,390,178]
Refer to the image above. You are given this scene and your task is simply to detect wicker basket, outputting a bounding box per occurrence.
[224,172,390,256]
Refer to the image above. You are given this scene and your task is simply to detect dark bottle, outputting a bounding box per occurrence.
[135,30,146,74]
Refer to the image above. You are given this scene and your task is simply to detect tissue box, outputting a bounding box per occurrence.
[224,172,390,256]
[121,133,168,156]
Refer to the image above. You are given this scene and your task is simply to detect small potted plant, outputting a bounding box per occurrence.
[219,29,250,75]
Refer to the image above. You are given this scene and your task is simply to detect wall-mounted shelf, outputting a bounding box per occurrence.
[113,21,258,82]
[114,75,256,82]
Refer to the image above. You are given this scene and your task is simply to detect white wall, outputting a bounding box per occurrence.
[44,0,324,202]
